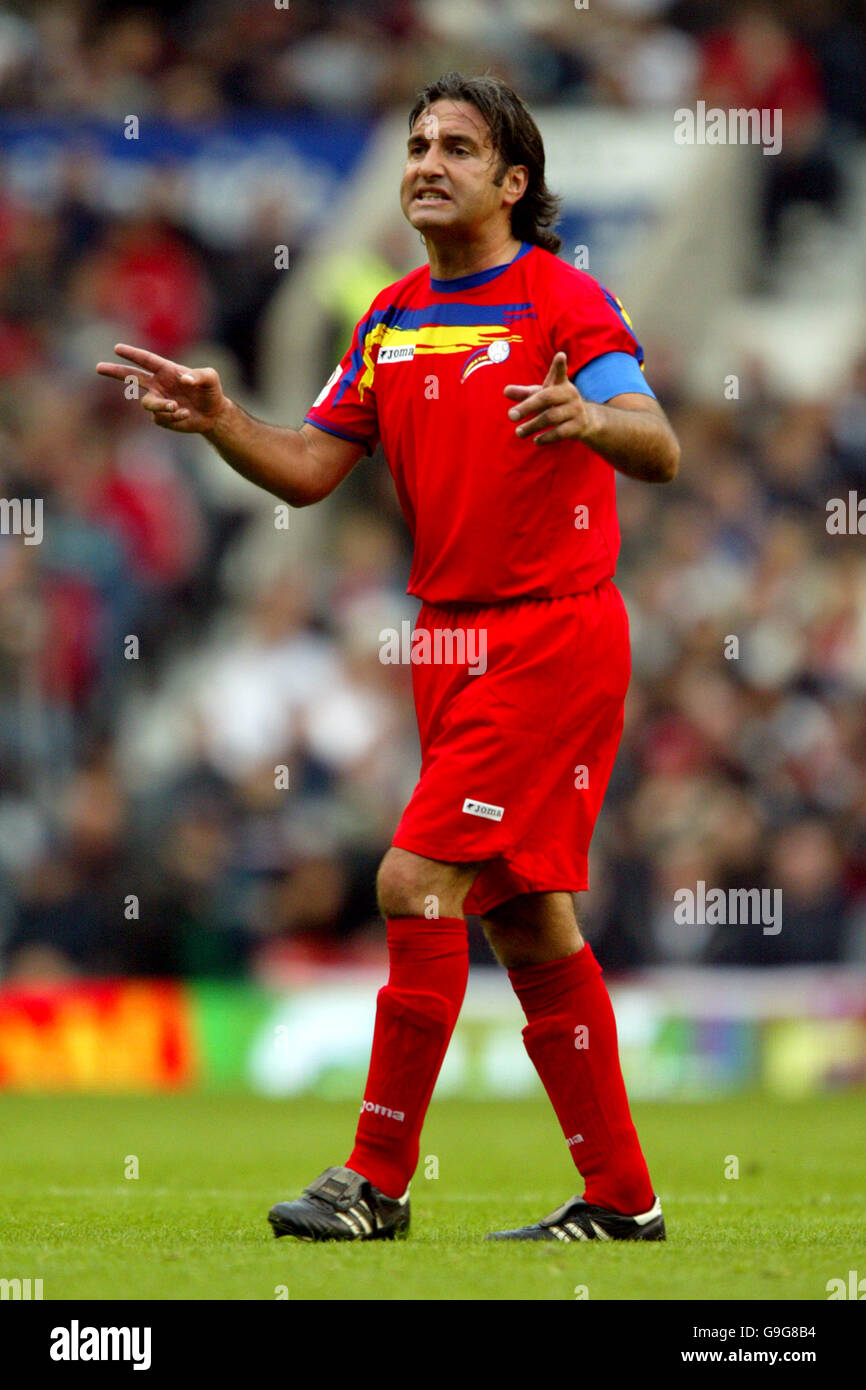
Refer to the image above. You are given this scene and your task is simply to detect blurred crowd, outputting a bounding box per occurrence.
[1,0,865,980]
[1,0,864,273]
[1,0,864,131]
[590,361,866,969]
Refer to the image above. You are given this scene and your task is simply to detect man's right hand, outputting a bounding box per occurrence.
[96,341,366,506]
[95,343,228,435]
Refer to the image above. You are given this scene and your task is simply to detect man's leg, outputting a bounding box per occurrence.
[482,891,655,1216]
[344,847,478,1198]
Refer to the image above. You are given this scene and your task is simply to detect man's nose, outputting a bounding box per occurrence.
[417,143,445,177]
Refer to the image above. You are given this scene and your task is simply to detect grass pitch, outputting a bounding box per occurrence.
[0,1091,863,1301]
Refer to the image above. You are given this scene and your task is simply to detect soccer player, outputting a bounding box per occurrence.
[97,72,679,1245]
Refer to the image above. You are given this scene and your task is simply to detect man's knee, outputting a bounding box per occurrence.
[376,848,424,917]
[485,891,578,930]
[376,847,475,919]
[481,892,583,966]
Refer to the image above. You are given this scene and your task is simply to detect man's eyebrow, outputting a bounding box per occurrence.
[407,130,481,147]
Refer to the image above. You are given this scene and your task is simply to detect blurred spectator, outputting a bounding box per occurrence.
[71,214,212,359]
[698,2,843,251]
[589,0,700,109]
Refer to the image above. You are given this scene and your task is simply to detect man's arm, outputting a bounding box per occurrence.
[575,391,680,485]
[504,351,680,484]
[207,402,365,506]
[95,344,365,506]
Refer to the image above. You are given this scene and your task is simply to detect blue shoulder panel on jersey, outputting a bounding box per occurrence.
[573,351,656,403]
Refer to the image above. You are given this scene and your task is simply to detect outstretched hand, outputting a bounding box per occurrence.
[95,344,227,434]
[504,350,592,445]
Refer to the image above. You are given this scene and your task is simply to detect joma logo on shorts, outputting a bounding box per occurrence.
[361,1101,405,1122]
[462,798,504,822]
[566,1133,584,1148]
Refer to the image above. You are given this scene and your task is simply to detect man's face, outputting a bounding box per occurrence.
[400,99,525,241]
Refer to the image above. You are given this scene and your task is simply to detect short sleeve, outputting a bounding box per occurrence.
[305,308,380,456]
[551,277,647,383]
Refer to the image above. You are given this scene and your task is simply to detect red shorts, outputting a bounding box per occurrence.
[391,579,630,916]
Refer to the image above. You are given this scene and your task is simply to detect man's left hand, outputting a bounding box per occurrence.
[505,350,594,446]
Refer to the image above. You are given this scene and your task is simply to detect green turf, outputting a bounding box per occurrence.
[0,1091,863,1300]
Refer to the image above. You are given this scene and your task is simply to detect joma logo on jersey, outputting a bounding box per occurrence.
[566,1133,584,1148]
[361,1100,405,1122]
[356,314,533,397]
[377,344,415,364]
[462,798,504,822]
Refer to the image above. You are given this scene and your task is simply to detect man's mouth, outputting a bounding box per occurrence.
[413,189,451,204]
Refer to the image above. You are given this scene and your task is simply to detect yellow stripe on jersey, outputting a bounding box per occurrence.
[357,324,524,398]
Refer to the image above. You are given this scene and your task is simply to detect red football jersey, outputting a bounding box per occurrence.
[305,242,648,604]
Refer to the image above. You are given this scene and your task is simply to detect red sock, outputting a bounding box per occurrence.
[509,943,654,1215]
[346,916,468,1199]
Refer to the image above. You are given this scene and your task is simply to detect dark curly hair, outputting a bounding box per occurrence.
[407,72,563,255]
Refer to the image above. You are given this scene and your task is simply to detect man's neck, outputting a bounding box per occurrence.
[426,232,524,282]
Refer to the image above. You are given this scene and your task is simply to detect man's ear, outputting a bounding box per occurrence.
[503,165,529,206]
